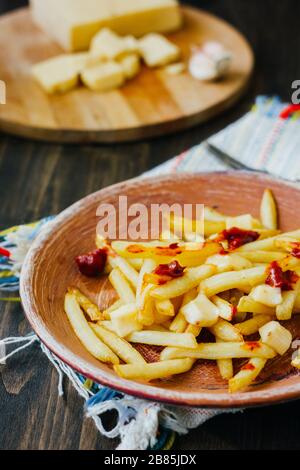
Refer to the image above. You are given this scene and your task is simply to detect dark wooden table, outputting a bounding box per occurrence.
[1,0,300,450]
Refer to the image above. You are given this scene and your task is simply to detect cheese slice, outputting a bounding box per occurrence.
[31,53,91,94]
[30,0,182,52]
[90,28,138,61]
[81,61,125,91]
[138,33,181,67]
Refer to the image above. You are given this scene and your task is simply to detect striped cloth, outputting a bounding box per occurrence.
[1,96,300,450]
[147,96,300,179]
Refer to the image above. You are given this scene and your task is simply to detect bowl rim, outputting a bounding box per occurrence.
[20,170,300,408]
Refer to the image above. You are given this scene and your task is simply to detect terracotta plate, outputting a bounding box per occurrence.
[20,172,300,408]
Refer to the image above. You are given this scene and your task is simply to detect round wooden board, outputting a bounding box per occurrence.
[0,6,254,143]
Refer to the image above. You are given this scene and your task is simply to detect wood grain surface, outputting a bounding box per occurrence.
[1,0,300,451]
[0,6,253,143]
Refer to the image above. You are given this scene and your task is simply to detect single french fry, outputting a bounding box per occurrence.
[64,293,119,364]
[169,288,198,332]
[236,230,300,252]
[111,240,220,267]
[229,358,267,393]
[209,318,243,342]
[127,330,198,349]
[161,341,276,360]
[217,358,233,380]
[155,299,175,317]
[237,296,275,315]
[110,303,142,337]
[68,287,103,321]
[109,268,136,303]
[260,189,278,230]
[91,323,146,364]
[235,314,272,335]
[201,266,267,297]
[276,290,297,320]
[211,295,235,321]
[114,358,194,381]
[151,265,216,300]
[240,251,286,263]
[216,339,233,380]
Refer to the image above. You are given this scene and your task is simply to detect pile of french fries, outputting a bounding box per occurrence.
[65,189,300,393]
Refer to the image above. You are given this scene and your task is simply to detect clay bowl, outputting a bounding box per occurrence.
[20,172,300,408]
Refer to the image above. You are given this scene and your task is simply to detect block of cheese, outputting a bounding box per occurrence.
[90,28,138,61]
[30,0,182,52]
[138,33,181,67]
[31,53,91,93]
[81,61,125,91]
[119,54,141,80]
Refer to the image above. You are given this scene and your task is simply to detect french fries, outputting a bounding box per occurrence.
[64,293,119,364]
[201,266,267,297]
[111,240,220,267]
[161,342,276,361]
[229,358,267,393]
[68,287,103,321]
[235,315,272,336]
[109,268,135,303]
[151,265,216,299]
[114,359,194,381]
[127,330,198,348]
[91,323,146,364]
[260,189,278,230]
[110,303,142,337]
[65,188,300,393]
[237,296,275,315]
[209,319,242,342]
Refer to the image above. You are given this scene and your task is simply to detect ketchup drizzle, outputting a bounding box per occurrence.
[265,261,298,291]
[217,227,259,250]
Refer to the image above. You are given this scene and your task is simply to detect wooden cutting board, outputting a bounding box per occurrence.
[0,6,254,143]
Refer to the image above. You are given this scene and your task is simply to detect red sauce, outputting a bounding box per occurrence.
[75,248,107,277]
[217,227,259,250]
[231,305,237,318]
[291,242,300,259]
[265,261,298,291]
[154,260,185,279]
[241,363,255,371]
[244,341,260,351]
